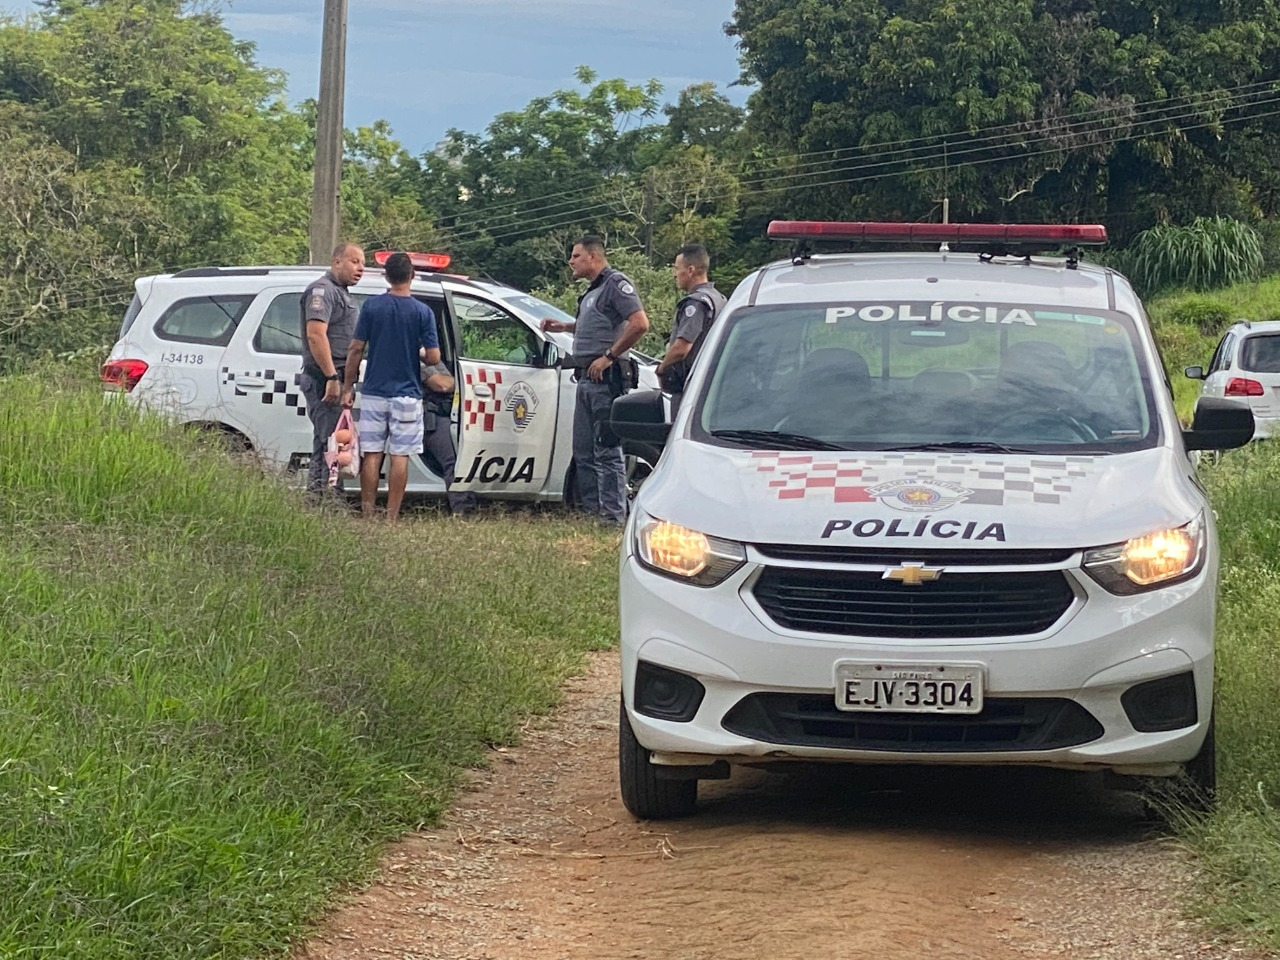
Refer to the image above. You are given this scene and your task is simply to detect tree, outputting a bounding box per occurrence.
[727,0,1280,235]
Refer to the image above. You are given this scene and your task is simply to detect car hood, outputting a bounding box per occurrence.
[636,443,1203,550]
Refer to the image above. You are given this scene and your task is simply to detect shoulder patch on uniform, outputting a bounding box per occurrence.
[308,290,326,312]
[619,281,635,296]
[684,304,698,317]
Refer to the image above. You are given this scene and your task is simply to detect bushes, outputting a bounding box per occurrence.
[1126,217,1263,296]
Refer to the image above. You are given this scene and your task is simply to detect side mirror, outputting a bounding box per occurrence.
[1184,365,1206,380]
[609,389,670,446]
[540,339,561,368]
[1183,397,1254,451]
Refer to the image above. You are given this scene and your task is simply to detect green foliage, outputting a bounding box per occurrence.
[0,368,618,958]
[1127,218,1264,297]
[727,0,1280,235]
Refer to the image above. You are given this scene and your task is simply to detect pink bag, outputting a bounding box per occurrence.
[324,408,360,487]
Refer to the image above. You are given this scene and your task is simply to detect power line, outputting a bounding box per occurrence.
[437,79,1280,237]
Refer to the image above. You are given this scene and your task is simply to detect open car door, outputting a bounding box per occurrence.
[447,290,561,494]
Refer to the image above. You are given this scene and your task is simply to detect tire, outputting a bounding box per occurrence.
[618,696,697,819]
[1181,714,1216,809]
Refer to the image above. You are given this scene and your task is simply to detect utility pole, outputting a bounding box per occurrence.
[309,0,348,265]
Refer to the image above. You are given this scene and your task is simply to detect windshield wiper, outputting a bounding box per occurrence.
[878,441,1040,454]
[710,429,846,451]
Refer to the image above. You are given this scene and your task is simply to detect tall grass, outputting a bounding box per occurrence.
[0,369,618,958]
[1126,217,1263,297]
[1183,444,1280,945]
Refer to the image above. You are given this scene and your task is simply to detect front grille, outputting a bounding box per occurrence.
[752,567,1073,638]
[722,693,1103,752]
[753,544,1076,566]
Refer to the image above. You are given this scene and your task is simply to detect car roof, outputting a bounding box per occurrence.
[1229,320,1280,334]
[135,265,511,298]
[740,251,1128,313]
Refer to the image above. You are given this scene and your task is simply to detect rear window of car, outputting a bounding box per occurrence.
[693,300,1158,454]
[1240,333,1280,373]
[154,295,254,346]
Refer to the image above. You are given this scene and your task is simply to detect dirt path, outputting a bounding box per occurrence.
[296,652,1269,960]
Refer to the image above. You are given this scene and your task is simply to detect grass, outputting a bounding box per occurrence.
[0,368,618,958]
[9,301,1280,955]
[1182,443,1280,946]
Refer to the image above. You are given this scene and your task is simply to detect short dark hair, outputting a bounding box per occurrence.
[575,234,606,257]
[384,252,414,284]
[677,243,710,274]
[331,242,361,261]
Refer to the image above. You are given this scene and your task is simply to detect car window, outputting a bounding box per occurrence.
[254,291,370,355]
[1208,333,1235,374]
[154,295,254,346]
[118,294,143,338]
[1239,333,1280,373]
[453,294,539,365]
[694,301,1157,453]
[502,293,576,326]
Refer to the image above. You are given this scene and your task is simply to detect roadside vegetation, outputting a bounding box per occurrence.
[0,367,618,959]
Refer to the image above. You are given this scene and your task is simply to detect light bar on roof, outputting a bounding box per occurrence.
[767,221,1108,245]
[372,250,453,270]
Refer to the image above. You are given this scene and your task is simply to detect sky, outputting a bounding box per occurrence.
[5,0,753,155]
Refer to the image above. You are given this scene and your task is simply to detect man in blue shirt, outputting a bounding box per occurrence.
[341,252,440,521]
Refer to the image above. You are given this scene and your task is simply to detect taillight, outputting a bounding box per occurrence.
[1224,377,1264,397]
[101,358,148,392]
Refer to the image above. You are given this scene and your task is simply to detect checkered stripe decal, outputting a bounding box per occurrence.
[748,452,1096,505]
[220,367,308,417]
[464,369,504,432]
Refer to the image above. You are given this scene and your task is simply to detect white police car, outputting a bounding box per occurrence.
[609,221,1254,819]
[1186,319,1280,439]
[102,253,655,501]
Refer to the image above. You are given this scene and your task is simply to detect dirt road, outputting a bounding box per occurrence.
[296,652,1267,960]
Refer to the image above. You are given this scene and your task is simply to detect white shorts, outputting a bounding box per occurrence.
[357,395,424,456]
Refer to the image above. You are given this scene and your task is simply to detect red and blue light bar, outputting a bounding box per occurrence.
[767,221,1108,245]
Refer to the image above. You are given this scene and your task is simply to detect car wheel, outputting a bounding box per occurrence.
[618,695,697,819]
[1181,714,1216,808]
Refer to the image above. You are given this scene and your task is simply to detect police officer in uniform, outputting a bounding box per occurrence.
[299,242,364,495]
[541,235,650,525]
[655,242,726,418]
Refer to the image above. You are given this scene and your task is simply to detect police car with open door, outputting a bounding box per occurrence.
[608,220,1254,819]
[102,252,657,502]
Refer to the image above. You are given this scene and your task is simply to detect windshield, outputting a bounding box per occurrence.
[503,293,576,326]
[693,301,1158,454]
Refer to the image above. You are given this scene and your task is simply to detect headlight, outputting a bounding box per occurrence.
[1083,515,1206,595]
[634,512,745,586]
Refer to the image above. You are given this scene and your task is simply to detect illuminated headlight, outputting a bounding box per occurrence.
[633,511,746,586]
[1083,515,1206,595]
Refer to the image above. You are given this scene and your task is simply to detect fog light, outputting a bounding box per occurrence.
[1121,672,1198,732]
[635,661,706,723]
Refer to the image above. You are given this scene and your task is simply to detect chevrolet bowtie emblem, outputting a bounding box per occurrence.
[882,562,944,586]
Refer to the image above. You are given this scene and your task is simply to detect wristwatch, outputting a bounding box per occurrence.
[325,373,341,382]
[604,349,618,362]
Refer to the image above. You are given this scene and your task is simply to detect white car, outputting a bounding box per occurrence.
[102,255,656,502]
[1187,319,1280,438]
[610,221,1253,819]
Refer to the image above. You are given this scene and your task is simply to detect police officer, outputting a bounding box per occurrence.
[655,242,726,418]
[420,358,477,516]
[540,235,650,525]
[299,242,364,495]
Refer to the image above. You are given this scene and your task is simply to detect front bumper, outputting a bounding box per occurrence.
[619,553,1215,776]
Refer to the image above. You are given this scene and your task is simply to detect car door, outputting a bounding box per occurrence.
[446,290,561,495]
[218,286,368,472]
[1202,332,1236,399]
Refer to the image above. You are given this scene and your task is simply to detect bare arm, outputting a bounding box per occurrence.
[341,338,366,407]
[656,337,694,375]
[305,320,337,376]
[541,318,576,334]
